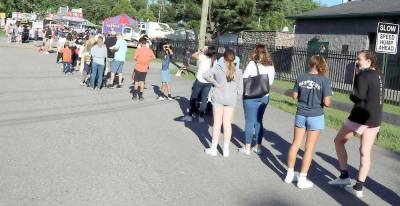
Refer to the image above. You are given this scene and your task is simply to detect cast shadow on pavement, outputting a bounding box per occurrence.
[151,84,163,97]
[173,96,214,151]
[174,96,248,155]
[259,130,369,206]
[316,152,400,205]
[172,96,392,205]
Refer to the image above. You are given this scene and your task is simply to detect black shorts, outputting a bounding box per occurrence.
[134,70,147,82]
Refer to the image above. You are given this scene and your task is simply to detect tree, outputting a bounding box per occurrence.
[137,9,156,22]
[130,0,148,11]
[111,0,136,17]
[257,0,319,32]
[209,0,257,37]
[74,0,116,23]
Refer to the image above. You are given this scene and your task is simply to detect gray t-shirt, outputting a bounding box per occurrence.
[293,73,332,117]
[202,63,243,106]
[90,45,107,65]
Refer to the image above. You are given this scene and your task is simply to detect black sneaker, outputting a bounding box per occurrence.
[139,96,144,101]
[116,85,122,89]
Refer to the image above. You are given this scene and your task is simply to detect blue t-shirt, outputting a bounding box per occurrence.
[294,73,332,117]
[113,39,127,62]
[162,52,171,70]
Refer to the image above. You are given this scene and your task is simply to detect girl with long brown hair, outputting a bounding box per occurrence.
[239,44,275,155]
[202,49,243,157]
[329,50,384,198]
[285,55,332,189]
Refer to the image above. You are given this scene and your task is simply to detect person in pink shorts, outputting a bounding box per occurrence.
[328,50,384,198]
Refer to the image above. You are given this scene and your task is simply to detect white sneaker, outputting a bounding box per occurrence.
[297,177,314,189]
[344,185,363,198]
[238,147,250,155]
[223,148,230,157]
[328,177,351,186]
[251,147,262,155]
[181,115,193,122]
[284,171,298,183]
[198,117,205,123]
[157,96,165,101]
[205,148,217,156]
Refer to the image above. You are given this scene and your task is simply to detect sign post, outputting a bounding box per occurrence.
[375,22,399,78]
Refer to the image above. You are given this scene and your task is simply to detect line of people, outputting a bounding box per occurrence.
[55,34,384,198]
[181,46,384,199]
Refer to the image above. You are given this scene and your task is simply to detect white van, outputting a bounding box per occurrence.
[141,22,174,39]
[123,26,142,47]
[30,21,43,39]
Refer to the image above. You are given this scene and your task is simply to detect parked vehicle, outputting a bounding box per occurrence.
[123,26,142,47]
[141,22,174,40]
[29,21,43,39]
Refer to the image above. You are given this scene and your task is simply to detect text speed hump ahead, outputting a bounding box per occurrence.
[376,22,399,54]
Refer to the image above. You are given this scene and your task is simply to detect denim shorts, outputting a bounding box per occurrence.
[111,60,124,73]
[295,114,325,131]
[161,69,170,82]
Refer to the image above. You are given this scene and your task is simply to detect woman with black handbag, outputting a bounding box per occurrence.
[239,45,275,155]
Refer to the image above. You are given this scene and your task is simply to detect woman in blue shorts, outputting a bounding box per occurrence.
[284,55,332,189]
[157,43,174,100]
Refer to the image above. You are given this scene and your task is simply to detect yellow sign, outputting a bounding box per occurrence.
[0,13,5,19]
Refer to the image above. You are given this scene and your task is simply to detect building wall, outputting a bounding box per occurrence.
[294,17,400,51]
[294,34,369,51]
[275,32,295,48]
[238,31,294,48]
[295,18,400,35]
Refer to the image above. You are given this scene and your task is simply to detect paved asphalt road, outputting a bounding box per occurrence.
[0,43,399,206]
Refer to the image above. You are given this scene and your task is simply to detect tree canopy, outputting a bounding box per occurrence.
[1,0,320,34]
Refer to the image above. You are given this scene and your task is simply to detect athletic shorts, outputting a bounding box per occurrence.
[161,69,170,83]
[295,114,325,131]
[134,70,147,82]
[111,60,124,73]
[344,120,380,136]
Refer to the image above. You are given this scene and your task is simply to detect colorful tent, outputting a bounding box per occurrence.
[102,14,139,34]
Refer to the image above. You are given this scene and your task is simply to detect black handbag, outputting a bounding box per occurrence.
[243,61,270,99]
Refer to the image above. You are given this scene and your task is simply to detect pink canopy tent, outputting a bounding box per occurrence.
[102,14,139,33]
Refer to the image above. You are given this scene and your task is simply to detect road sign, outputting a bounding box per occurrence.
[376,22,399,54]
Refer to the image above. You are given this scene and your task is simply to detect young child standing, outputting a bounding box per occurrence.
[132,38,155,101]
[157,43,174,101]
[80,55,91,86]
[284,55,332,189]
[61,43,73,75]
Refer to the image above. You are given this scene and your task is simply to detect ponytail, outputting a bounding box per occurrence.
[224,49,236,82]
[226,61,235,82]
